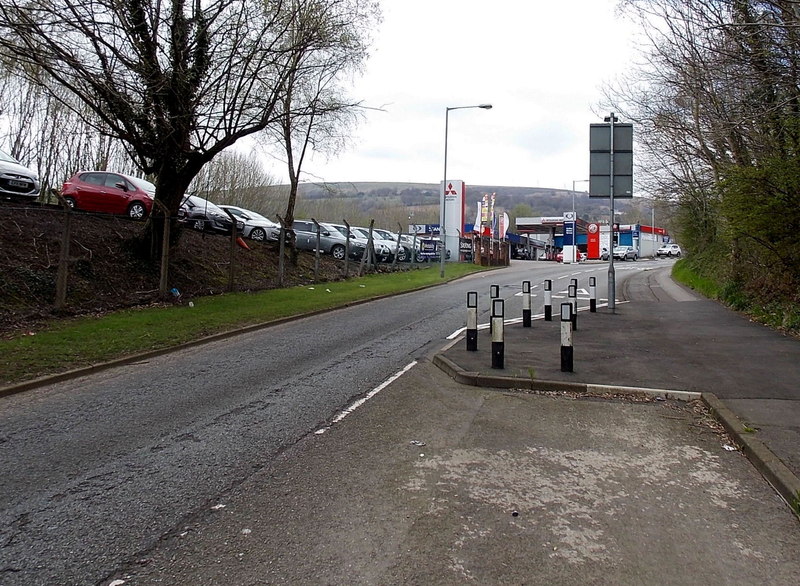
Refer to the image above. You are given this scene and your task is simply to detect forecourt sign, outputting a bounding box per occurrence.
[440,179,466,262]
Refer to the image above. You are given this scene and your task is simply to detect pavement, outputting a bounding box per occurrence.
[109,266,800,585]
[434,267,800,514]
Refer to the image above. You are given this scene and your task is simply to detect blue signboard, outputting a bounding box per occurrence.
[419,239,438,258]
[563,221,575,246]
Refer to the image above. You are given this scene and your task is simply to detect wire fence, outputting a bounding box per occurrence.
[0,202,504,316]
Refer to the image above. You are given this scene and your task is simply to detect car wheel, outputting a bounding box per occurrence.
[331,244,346,260]
[250,227,266,242]
[396,247,408,262]
[127,201,147,220]
[191,219,205,231]
[676,252,681,257]
[633,254,638,261]
[64,196,76,210]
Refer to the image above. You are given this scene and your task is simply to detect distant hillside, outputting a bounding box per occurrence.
[257,182,664,234]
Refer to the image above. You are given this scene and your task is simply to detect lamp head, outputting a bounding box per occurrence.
[479,104,493,109]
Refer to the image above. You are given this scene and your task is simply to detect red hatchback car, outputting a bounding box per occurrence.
[61,171,156,219]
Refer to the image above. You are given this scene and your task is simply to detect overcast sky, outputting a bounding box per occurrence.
[267,0,638,191]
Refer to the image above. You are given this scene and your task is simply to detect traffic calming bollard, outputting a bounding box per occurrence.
[569,283,577,331]
[489,284,499,334]
[544,279,552,321]
[589,277,597,312]
[522,280,531,327]
[466,291,478,351]
[491,298,504,369]
[560,302,573,372]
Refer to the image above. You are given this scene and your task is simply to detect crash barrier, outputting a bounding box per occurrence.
[561,302,574,372]
[522,280,531,327]
[491,298,504,369]
[466,291,478,352]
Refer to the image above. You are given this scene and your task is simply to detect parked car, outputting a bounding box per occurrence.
[612,245,638,261]
[61,171,155,219]
[601,247,610,261]
[218,205,280,242]
[350,227,393,262]
[556,250,587,263]
[178,194,241,234]
[656,243,682,258]
[0,148,40,201]
[373,228,411,262]
[292,220,365,260]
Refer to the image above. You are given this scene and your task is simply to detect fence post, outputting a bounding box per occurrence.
[224,208,238,292]
[589,276,597,312]
[560,302,574,372]
[491,298,504,369]
[54,196,72,311]
[544,279,552,321]
[343,219,352,278]
[276,214,287,288]
[311,218,321,282]
[522,280,531,327]
[466,291,478,351]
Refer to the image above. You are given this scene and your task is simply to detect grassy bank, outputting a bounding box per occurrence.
[1,263,492,386]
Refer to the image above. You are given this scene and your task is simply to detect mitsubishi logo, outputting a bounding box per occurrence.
[445,182,458,195]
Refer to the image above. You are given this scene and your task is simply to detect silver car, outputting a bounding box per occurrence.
[0,148,39,201]
[293,220,365,260]
[219,205,281,242]
[612,245,638,261]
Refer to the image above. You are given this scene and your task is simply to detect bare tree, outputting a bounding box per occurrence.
[0,0,379,256]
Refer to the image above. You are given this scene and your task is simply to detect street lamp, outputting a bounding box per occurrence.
[441,103,492,278]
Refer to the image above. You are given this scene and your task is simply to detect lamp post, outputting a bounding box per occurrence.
[441,103,492,278]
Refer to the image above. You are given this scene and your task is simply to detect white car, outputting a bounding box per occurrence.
[218,205,281,242]
[656,243,682,258]
[0,148,39,201]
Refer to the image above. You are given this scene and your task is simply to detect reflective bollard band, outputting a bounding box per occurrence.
[560,302,573,372]
[491,298,504,369]
[522,280,531,327]
[544,279,552,321]
[466,291,478,351]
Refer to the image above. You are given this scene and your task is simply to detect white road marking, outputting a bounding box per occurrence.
[315,361,418,434]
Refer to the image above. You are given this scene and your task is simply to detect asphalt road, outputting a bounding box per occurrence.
[0,258,675,585]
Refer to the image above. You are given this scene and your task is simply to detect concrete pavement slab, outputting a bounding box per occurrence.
[111,361,800,585]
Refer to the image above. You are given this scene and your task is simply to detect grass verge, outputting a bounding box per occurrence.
[1,263,493,387]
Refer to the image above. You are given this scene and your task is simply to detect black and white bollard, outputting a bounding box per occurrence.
[491,298,504,369]
[560,302,573,372]
[589,277,597,312]
[522,280,531,327]
[489,284,499,334]
[544,279,553,321]
[569,283,578,331]
[466,291,478,351]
